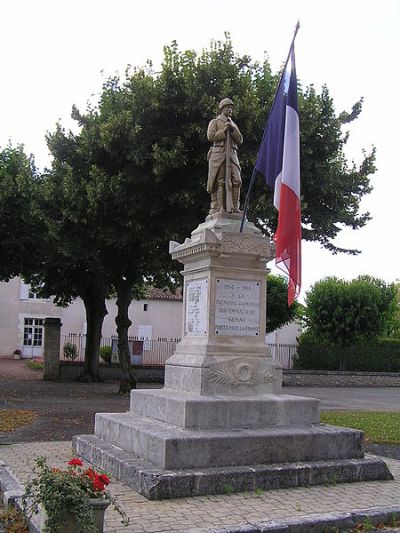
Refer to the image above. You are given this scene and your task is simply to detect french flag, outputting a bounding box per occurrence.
[255,45,301,305]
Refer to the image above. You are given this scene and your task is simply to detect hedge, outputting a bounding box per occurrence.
[294,338,400,372]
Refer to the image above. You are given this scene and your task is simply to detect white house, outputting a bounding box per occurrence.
[0,278,182,358]
[266,320,301,345]
[0,277,298,369]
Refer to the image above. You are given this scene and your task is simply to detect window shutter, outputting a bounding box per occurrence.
[19,280,30,300]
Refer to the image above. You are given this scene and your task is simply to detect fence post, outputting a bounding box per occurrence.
[43,317,62,380]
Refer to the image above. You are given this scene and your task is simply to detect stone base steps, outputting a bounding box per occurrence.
[94,412,365,469]
[72,434,393,500]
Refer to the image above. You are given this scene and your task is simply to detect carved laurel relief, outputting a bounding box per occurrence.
[209,363,277,389]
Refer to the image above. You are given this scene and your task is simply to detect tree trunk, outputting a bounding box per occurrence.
[116,281,137,394]
[80,281,108,383]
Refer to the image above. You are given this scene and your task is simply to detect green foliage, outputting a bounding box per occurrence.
[63,341,78,361]
[23,457,98,533]
[383,281,400,338]
[100,345,112,363]
[76,36,373,255]
[22,457,128,532]
[304,276,397,347]
[295,338,400,372]
[320,411,400,445]
[222,483,234,495]
[266,274,302,333]
[0,144,42,281]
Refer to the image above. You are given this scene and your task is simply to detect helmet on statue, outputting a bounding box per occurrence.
[218,97,234,111]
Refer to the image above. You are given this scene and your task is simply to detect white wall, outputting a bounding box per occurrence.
[0,278,61,357]
[0,278,183,357]
[61,297,183,340]
[266,320,301,345]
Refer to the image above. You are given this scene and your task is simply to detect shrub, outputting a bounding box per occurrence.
[304,276,397,348]
[295,338,400,372]
[22,456,129,531]
[63,341,78,361]
[100,345,112,364]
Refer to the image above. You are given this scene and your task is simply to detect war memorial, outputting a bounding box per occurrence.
[73,98,392,499]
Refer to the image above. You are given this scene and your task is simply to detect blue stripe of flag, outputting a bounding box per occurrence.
[254,47,294,190]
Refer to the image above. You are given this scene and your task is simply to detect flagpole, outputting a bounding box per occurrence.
[240,21,300,233]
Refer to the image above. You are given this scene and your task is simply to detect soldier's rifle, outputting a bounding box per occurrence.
[225,122,234,213]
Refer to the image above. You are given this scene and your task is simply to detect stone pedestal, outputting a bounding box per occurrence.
[73,213,392,498]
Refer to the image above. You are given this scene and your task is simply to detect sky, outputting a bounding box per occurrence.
[1,0,399,301]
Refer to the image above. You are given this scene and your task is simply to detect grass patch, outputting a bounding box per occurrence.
[0,409,38,432]
[321,411,400,445]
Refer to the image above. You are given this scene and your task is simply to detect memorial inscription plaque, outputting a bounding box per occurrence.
[215,278,260,336]
[185,278,208,335]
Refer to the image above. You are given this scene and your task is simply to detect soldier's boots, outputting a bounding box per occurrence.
[232,186,242,214]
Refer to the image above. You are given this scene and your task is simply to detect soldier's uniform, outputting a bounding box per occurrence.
[207,98,243,214]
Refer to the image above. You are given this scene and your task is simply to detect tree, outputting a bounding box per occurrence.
[386,281,400,338]
[304,276,397,348]
[357,275,399,337]
[0,144,42,281]
[28,129,111,383]
[38,36,375,391]
[0,143,109,383]
[266,274,302,333]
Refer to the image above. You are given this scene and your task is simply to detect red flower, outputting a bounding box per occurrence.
[92,477,105,492]
[99,474,110,486]
[68,458,83,467]
[84,467,96,479]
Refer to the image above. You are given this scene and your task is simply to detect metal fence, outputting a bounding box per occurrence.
[61,334,180,365]
[61,334,297,369]
[269,343,297,369]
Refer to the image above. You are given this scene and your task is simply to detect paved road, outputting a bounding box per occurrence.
[0,358,399,445]
[285,386,400,411]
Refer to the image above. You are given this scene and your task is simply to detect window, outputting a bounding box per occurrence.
[23,318,44,347]
[137,324,152,351]
[20,280,46,300]
[143,304,148,311]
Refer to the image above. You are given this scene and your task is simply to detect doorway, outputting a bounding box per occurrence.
[22,317,44,358]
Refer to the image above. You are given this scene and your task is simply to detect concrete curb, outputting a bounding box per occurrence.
[0,460,24,506]
[1,459,399,532]
[0,461,42,532]
[188,506,400,532]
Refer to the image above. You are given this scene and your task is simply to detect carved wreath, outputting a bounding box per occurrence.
[209,363,276,389]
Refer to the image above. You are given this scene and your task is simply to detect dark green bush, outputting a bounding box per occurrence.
[100,345,112,364]
[295,338,400,372]
[63,341,78,361]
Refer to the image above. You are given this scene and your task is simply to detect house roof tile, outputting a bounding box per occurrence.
[145,287,183,301]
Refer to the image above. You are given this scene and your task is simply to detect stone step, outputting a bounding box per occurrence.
[94,411,364,469]
[72,434,393,500]
[129,389,320,429]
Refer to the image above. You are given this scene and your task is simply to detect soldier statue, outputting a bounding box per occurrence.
[207,98,243,215]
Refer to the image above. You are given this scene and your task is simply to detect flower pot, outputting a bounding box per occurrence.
[89,497,111,532]
[39,498,111,533]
